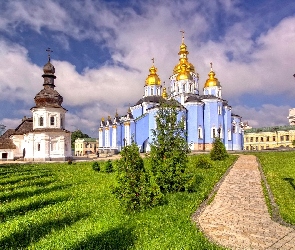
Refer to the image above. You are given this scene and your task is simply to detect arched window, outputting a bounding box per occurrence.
[151,88,153,96]
[50,116,55,126]
[38,143,41,151]
[39,117,43,126]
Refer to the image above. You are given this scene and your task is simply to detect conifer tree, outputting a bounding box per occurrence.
[114,142,163,211]
[210,137,229,161]
[149,99,190,192]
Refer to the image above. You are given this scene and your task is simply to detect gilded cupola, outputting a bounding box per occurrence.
[204,63,220,88]
[162,87,168,99]
[145,59,161,86]
[173,32,195,79]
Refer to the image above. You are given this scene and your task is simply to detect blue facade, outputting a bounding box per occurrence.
[99,39,244,152]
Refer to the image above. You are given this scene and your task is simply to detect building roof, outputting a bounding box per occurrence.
[244,125,295,134]
[75,138,97,142]
[136,95,165,105]
[0,138,16,149]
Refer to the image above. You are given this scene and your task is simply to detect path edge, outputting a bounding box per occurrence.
[256,156,295,230]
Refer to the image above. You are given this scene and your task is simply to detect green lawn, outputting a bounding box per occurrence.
[255,151,295,225]
[0,155,236,249]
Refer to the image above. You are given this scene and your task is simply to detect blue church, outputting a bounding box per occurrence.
[98,37,243,153]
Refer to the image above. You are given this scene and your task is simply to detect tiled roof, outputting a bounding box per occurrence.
[136,96,165,105]
[244,125,295,133]
[0,138,16,149]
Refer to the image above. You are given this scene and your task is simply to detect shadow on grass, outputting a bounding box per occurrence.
[0,212,88,249]
[0,195,69,223]
[71,226,135,250]
[0,173,55,186]
[0,183,72,203]
[283,177,295,190]
[0,168,51,178]
[1,179,56,192]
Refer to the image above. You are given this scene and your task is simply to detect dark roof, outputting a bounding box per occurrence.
[185,95,203,103]
[14,118,33,135]
[0,138,16,149]
[244,125,295,133]
[135,96,165,105]
[1,129,16,139]
[33,128,70,133]
[199,94,220,100]
[231,113,242,118]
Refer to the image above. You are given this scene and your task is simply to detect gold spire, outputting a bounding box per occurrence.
[145,58,161,86]
[115,109,119,117]
[173,31,195,78]
[101,117,105,122]
[108,115,111,120]
[162,87,168,99]
[204,62,220,88]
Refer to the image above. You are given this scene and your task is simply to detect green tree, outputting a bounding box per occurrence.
[149,99,190,193]
[210,137,229,161]
[71,130,90,148]
[114,142,163,212]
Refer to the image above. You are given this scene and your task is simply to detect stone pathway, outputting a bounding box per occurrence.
[196,155,295,249]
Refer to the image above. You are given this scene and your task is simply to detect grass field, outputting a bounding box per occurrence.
[0,154,237,249]
[255,151,295,225]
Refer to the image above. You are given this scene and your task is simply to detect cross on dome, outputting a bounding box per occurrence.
[46,48,53,62]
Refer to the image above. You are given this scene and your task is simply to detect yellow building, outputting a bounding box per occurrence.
[244,125,295,150]
[74,138,98,156]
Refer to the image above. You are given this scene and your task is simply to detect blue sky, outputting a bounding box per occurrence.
[1,0,295,137]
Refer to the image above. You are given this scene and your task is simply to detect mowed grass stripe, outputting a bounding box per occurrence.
[0,156,236,249]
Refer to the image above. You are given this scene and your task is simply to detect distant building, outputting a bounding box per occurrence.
[74,138,98,156]
[98,36,244,153]
[288,108,295,125]
[0,56,71,161]
[244,125,295,150]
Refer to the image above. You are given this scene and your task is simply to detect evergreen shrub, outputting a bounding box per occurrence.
[113,142,163,212]
[104,160,113,173]
[92,161,100,172]
[210,137,229,161]
[193,154,213,169]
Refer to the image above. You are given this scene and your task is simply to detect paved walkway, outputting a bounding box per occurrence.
[196,155,295,249]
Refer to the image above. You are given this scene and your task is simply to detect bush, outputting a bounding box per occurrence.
[113,142,163,212]
[104,160,113,173]
[194,154,213,169]
[149,99,190,193]
[210,137,229,161]
[185,174,204,193]
[92,161,100,172]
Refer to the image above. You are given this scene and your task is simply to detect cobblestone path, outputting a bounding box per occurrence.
[196,155,295,249]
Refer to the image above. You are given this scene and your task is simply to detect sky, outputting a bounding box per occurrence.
[1,0,295,137]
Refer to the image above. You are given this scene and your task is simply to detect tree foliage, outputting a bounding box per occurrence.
[149,99,190,193]
[71,130,90,148]
[114,142,163,212]
[210,137,229,161]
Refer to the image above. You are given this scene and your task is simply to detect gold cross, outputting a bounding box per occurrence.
[180,30,185,42]
[46,48,53,62]
[151,58,154,65]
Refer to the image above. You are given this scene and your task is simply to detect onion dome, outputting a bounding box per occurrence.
[34,57,63,108]
[162,87,168,99]
[145,61,161,86]
[204,63,220,88]
[176,63,192,80]
[173,35,195,78]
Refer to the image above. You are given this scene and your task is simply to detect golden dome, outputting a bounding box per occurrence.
[176,64,192,80]
[173,35,195,78]
[204,63,220,88]
[145,62,161,86]
[162,87,168,99]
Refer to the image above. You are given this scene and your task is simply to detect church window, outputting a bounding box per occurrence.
[255,137,258,142]
[151,88,153,95]
[228,130,232,140]
[157,88,160,95]
[266,136,270,142]
[218,106,222,115]
[286,135,289,141]
[37,143,40,151]
[280,136,284,141]
[261,137,264,142]
[190,84,193,92]
[39,117,44,126]
[212,128,216,138]
[183,84,186,92]
[273,136,276,141]
[250,137,253,142]
[198,127,203,139]
[50,116,55,126]
[61,118,63,128]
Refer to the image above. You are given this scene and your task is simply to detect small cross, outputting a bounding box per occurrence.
[180,30,185,42]
[210,62,213,70]
[151,58,154,65]
[46,48,53,62]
